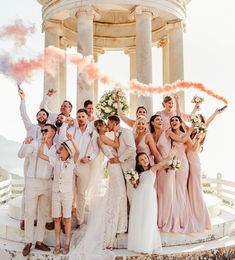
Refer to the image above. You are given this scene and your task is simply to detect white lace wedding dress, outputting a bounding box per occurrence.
[68,142,127,259]
[128,169,162,254]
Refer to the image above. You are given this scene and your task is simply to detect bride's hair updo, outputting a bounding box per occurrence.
[94,119,105,133]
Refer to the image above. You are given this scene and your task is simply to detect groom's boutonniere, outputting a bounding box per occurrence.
[118,131,122,138]
[89,131,93,139]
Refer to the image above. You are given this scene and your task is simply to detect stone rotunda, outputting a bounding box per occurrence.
[38,0,190,115]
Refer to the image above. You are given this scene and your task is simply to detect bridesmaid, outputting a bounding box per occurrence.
[186,107,225,231]
[135,116,162,165]
[115,95,147,128]
[167,116,194,232]
[156,96,176,130]
[150,114,176,231]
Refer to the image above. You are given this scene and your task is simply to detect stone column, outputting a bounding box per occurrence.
[93,47,105,106]
[75,6,100,109]
[125,47,137,118]
[59,38,67,105]
[43,21,62,112]
[130,6,156,116]
[162,21,185,111]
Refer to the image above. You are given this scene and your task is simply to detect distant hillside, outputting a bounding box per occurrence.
[0,136,23,173]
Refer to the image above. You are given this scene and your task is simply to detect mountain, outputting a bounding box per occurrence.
[0,136,23,175]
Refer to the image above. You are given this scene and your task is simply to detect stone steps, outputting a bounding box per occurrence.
[0,234,235,259]
[1,194,235,248]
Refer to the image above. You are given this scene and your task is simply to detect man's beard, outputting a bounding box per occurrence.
[55,120,63,127]
[37,118,47,125]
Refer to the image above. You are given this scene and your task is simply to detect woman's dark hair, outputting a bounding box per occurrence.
[136,106,147,116]
[149,114,162,133]
[170,115,185,133]
[108,115,120,125]
[135,152,151,174]
[94,119,105,133]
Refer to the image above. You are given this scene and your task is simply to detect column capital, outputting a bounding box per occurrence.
[72,5,101,21]
[93,47,105,55]
[157,36,168,48]
[166,19,186,32]
[124,47,136,55]
[42,19,63,35]
[129,6,158,21]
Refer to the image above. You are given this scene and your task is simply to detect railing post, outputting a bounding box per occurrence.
[217,172,222,198]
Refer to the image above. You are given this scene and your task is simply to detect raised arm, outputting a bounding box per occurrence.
[115,95,135,128]
[18,89,34,134]
[66,132,80,163]
[145,133,163,162]
[166,127,193,143]
[205,107,226,127]
[38,137,49,161]
[17,136,34,158]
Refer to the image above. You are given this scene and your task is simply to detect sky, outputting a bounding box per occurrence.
[0,0,234,179]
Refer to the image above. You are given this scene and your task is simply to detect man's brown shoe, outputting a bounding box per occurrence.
[20,220,24,231]
[45,221,54,230]
[35,241,51,251]
[22,243,32,256]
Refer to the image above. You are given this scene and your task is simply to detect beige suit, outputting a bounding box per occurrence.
[117,127,136,204]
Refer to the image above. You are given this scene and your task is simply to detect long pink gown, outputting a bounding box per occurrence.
[156,131,176,232]
[187,149,211,231]
[158,111,176,130]
[136,133,154,166]
[173,138,195,233]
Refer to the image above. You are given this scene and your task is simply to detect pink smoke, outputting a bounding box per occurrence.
[0,19,35,46]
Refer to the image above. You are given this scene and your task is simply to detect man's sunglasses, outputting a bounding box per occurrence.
[41,129,49,133]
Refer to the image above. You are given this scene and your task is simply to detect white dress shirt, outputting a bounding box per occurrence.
[69,124,99,160]
[18,140,57,179]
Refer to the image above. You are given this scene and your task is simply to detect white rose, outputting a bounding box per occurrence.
[134,173,139,180]
[104,107,111,113]
[108,99,113,106]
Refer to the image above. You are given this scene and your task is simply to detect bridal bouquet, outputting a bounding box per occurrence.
[96,88,128,120]
[125,169,139,188]
[168,157,181,171]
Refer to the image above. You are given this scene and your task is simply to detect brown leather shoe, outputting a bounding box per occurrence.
[22,243,32,256]
[20,220,24,231]
[35,241,51,251]
[45,221,54,230]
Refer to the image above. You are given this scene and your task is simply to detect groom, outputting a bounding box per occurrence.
[107,115,136,205]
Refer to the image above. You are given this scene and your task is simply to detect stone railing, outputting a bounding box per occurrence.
[0,173,24,204]
[202,173,235,206]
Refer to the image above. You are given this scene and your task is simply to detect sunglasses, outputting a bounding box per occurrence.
[41,129,49,133]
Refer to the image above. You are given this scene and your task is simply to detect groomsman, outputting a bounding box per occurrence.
[39,88,73,124]
[107,115,136,205]
[69,109,99,227]
[84,100,96,127]
[18,88,50,231]
[18,124,57,256]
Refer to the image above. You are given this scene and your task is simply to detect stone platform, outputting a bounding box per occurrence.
[1,194,235,259]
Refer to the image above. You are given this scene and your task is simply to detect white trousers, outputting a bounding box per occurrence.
[24,178,52,243]
[75,161,92,225]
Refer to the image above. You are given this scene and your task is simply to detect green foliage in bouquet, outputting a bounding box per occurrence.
[96,88,128,120]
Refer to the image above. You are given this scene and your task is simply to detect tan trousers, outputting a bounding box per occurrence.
[24,178,52,243]
[75,161,92,225]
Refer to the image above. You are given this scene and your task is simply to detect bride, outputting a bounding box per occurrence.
[69,119,127,259]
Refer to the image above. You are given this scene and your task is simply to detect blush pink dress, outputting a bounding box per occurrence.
[172,138,195,233]
[136,133,154,166]
[156,131,176,232]
[158,111,176,131]
[187,149,211,231]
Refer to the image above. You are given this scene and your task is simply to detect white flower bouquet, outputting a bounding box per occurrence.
[189,114,201,127]
[196,122,207,134]
[96,88,128,120]
[125,169,139,188]
[191,95,204,105]
[191,95,204,110]
[168,156,181,171]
